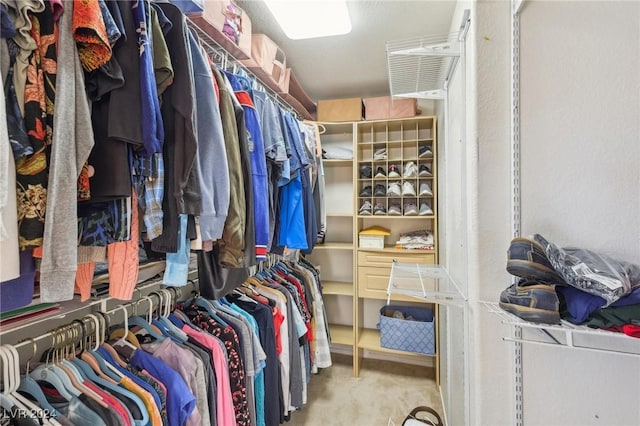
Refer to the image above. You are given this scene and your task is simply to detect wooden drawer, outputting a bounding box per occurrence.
[357,251,435,268]
[358,266,433,301]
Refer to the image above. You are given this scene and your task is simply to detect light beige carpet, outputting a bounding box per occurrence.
[289,354,442,426]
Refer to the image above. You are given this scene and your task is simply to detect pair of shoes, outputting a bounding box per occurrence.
[403,161,418,178]
[373,203,386,215]
[506,236,565,284]
[359,200,373,215]
[374,184,386,196]
[388,164,400,178]
[499,279,561,324]
[402,181,416,196]
[404,202,418,216]
[359,185,372,197]
[374,167,386,178]
[418,145,432,158]
[419,182,433,196]
[419,202,433,216]
[360,165,372,179]
[388,202,402,215]
[387,182,402,196]
[374,148,387,160]
[419,164,432,177]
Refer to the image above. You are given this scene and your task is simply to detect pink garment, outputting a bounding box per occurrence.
[108,189,139,300]
[182,325,236,426]
[74,262,95,301]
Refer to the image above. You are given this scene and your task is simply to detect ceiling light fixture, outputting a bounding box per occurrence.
[263,0,352,40]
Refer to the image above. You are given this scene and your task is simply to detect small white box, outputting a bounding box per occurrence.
[359,234,385,249]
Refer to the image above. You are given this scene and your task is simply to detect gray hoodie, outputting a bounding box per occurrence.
[39,0,95,302]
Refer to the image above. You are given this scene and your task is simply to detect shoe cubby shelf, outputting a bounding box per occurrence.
[308,116,440,380]
[482,301,640,358]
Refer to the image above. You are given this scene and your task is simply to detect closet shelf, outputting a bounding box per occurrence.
[322,159,353,166]
[359,247,436,254]
[0,261,178,343]
[482,301,640,358]
[329,324,354,346]
[187,17,314,120]
[314,242,354,250]
[322,281,353,296]
[386,10,470,100]
[358,328,435,358]
[386,263,466,308]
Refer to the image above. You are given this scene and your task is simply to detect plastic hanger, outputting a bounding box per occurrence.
[76,316,119,385]
[155,290,188,342]
[16,340,61,417]
[72,358,149,426]
[193,297,229,327]
[29,329,75,401]
[112,304,140,350]
[86,314,124,380]
[3,345,60,425]
[0,346,38,422]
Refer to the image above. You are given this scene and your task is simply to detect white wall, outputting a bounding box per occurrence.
[448,1,640,425]
[518,2,640,424]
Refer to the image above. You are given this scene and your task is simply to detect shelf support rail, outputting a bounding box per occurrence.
[510,0,525,424]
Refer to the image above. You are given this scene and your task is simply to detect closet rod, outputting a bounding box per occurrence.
[0,269,197,343]
[186,17,302,120]
[8,284,192,361]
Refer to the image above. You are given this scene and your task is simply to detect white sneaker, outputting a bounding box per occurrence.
[419,182,433,196]
[419,202,433,216]
[373,148,387,160]
[403,161,418,178]
[388,202,402,215]
[387,182,402,197]
[402,181,416,196]
[404,202,418,216]
[359,200,372,215]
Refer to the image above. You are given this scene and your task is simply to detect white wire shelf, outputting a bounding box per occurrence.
[387,263,466,307]
[482,301,640,358]
[386,10,470,100]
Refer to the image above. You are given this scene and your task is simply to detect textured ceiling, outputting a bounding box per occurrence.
[237,0,457,101]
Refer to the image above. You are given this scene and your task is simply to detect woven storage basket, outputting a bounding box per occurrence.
[378,305,435,355]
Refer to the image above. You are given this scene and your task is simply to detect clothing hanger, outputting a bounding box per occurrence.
[16,339,62,418]
[101,305,136,366]
[112,304,141,349]
[127,293,165,341]
[54,324,107,406]
[85,314,123,382]
[77,315,119,384]
[154,290,188,342]
[193,297,229,327]
[29,327,77,401]
[0,345,49,424]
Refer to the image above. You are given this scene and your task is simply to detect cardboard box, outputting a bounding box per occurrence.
[240,34,287,91]
[188,0,253,60]
[364,96,419,120]
[317,98,363,122]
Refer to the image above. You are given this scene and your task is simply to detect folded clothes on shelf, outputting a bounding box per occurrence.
[395,230,434,250]
[322,146,353,160]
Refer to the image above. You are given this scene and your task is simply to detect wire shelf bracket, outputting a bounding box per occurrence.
[481,301,640,358]
[386,9,470,100]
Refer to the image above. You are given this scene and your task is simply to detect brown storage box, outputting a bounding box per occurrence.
[364,96,419,120]
[189,0,252,59]
[317,98,363,122]
[240,34,287,92]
